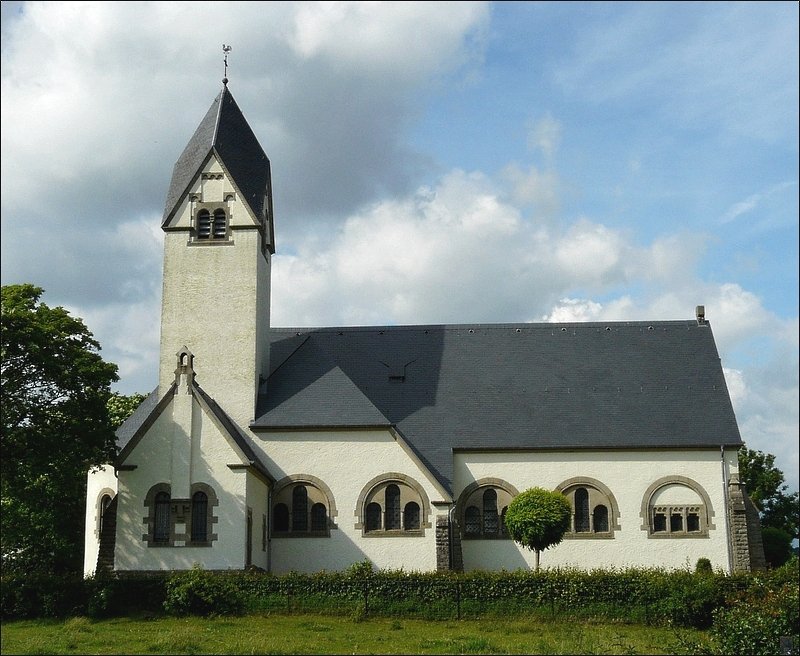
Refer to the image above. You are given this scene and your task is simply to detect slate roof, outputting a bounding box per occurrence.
[253,320,743,494]
[162,85,274,251]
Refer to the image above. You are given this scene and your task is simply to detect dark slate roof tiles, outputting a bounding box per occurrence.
[253,321,742,493]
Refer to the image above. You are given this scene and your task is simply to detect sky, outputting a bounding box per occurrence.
[1,1,798,491]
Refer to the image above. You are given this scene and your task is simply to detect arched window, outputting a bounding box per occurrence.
[212,209,227,238]
[196,210,211,239]
[99,494,113,535]
[641,476,714,538]
[593,504,609,533]
[365,502,382,532]
[465,506,481,535]
[271,476,336,537]
[404,502,421,530]
[483,489,499,535]
[292,486,309,532]
[456,479,517,540]
[574,488,590,532]
[274,503,289,532]
[556,478,620,539]
[191,491,208,542]
[385,484,401,530]
[154,492,170,543]
[311,503,327,532]
[356,473,430,536]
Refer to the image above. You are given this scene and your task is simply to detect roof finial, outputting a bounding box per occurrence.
[222,44,232,85]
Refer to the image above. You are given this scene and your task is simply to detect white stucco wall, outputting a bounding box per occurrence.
[159,156,269,428]
[252,429,448,574]
[83,465,118,577]
[453,448,738,573]
[114,393,252,571]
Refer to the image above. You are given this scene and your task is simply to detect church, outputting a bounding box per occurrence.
[83,81,765,577]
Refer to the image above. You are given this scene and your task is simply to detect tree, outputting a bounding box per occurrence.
[1,284,119,573]
[107,391,148,430]
[738,445,799,541]
[503,487,571,571]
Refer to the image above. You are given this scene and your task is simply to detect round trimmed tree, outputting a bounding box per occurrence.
[504,487,571,571]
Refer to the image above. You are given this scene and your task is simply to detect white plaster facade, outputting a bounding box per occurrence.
[453,448,739,572]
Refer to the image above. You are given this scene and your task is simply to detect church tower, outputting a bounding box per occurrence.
[158,82,274,426]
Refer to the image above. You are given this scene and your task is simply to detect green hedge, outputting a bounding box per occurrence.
[2,557,797,635]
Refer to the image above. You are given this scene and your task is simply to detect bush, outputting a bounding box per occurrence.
[711,580,799,655]
[163,565,245,617]
[695,558,713,574]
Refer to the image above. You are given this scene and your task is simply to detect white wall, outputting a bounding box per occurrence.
[83,465,118,577]
[114,393,251,571]
[453,448,738,572]
[253,429,448,574]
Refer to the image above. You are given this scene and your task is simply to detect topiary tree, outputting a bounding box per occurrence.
[504,487,571,571]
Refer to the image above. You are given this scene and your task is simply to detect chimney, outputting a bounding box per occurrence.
[696,305,706,324]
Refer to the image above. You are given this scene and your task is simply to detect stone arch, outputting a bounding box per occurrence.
[640,475,715,533]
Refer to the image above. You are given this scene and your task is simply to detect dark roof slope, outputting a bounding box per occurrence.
[253,321,742,493]
[162,85,273,248]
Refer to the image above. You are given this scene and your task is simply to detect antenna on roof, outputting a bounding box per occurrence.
[222,44,232,85]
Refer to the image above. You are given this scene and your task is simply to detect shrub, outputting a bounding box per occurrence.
[163,565,245,617]
[711,580,799,655]
[695,558,713,574]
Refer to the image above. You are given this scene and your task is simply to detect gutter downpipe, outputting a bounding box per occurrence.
[721,445,734,574]
[449,504,457,571]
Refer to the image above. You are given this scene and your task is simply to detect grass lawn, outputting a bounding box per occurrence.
[0,612,713,655]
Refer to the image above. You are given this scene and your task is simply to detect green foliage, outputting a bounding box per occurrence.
[106,391,148,430]
[738,445,799,540]
[711,580,799,655]
[762,526,794,568]
[503,487,571,570]
[1,284,119,574]
[163,565,246,617]
[695,558,713,574]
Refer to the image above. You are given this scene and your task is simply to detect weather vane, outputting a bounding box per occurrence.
[223,44,232,85]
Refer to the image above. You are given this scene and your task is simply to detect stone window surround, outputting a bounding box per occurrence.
[355,472,431,537]
[271,474,338,538]
[188,194,236,244]
[556,476,621,539]
[640,475,715,538]
[142,482,219,547]
[455,478,519,540]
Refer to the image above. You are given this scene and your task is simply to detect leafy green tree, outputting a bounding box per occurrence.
[504,487,571,571]
[761,527,794,568]
[107,391,148,430]
[1,284,119,573]
[738,446,799,541]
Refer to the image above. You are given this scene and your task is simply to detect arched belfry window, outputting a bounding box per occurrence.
[194,207,228,242]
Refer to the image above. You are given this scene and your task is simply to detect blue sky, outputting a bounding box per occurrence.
[1,1,797,489]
